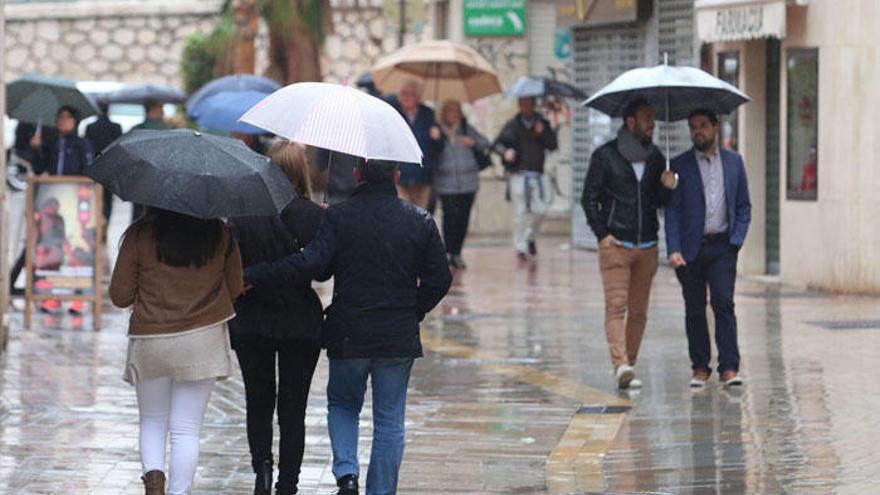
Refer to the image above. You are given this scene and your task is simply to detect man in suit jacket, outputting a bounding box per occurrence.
[665,109,751,388]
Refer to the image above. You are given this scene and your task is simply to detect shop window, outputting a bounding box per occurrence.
[786,48,819,201]
[717,52,740,151]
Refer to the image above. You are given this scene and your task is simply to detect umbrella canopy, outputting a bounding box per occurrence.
[582,63,750,121]
[6,74,99,125]
[187,74,281,119]
[192,90,268,135]
[104,83,186,105]
[507,76,587,100]
[240,82,423,164]
[371,40,502,103]
[86,129,294,219]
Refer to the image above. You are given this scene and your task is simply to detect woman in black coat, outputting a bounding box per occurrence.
[229,141,324,495]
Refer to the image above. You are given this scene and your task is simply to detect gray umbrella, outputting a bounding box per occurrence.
[6,74,99,125]
[103,83,186,105]
[86,129,294,219]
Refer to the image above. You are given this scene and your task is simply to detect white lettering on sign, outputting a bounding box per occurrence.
[715,5,764,38]
[468,14,505,28]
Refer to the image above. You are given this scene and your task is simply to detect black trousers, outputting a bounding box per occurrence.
[440,193,476,256]
[675,235,741,374]
[234,337,321,489]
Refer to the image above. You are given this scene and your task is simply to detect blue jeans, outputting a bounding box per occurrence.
[327,357,414,495]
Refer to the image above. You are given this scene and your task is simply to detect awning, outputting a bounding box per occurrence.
[695,0,802,43]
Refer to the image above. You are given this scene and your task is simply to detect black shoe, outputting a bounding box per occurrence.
[451,254,467,270]
[336,474,358,495]
[528,240,537,257]
[275,472,297,495]
[254,460,273,495]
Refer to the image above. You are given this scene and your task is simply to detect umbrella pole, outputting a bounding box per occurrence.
[664,52,670,171]
[324,150,333,205]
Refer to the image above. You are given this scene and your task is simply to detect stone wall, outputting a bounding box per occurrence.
[4,1,222,85]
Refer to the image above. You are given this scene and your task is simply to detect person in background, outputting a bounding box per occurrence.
[85,100,123,236]
[493,97,558,261]
[228,142,324,495]
[314,148,359,206]
[130,100,169,223]
[434,100,490,270]
[110,208,243,495]
[387,80,444,209]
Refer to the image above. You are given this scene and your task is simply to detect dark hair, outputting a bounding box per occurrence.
[357,159,399,184]
[97,100,110,114]
[136,209,225,268]
[57,105,81,125]
[623,98,651,121]
[688,109,719,125]
[144,100,162,113]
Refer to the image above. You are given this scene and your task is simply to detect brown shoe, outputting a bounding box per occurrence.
[142,470,165,495]
[720,370,744,387]
[689,369,710,388]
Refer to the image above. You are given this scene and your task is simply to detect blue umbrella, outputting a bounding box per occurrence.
[104,83,186,105]
[187,74,280,119]
[193,90,268,135]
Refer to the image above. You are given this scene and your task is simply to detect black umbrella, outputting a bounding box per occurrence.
[86,129,294,219]
[104,83,186,105]
[6,74,99,125]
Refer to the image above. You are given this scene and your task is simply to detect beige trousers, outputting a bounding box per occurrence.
[598,244,659,368]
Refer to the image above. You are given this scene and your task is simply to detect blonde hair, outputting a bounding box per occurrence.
[268,141,313,199]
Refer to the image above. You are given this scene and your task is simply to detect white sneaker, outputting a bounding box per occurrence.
[721,373,744,387]
[615,364,635,389]
[628,378,643,389]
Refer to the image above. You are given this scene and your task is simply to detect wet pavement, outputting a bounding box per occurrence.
[2,213,880,493]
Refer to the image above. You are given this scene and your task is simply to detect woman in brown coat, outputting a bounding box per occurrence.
[110,209,243,495]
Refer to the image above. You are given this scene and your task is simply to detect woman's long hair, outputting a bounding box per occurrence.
[133,209,225,268]
[268,141,313,199]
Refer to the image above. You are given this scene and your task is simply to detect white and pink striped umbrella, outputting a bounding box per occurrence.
[239,82,423,164]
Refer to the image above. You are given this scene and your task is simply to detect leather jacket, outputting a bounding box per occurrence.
[581,139,671,244]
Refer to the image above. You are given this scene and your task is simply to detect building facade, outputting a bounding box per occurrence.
[696,0,879,292]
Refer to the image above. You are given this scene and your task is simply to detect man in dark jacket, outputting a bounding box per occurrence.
[30,106,94,177]
[666,109,751,389]
[244,159,452,495]
[581,98,677,390]
[85,101,123,228]
[387,81,444,209]
[493,97,558,260]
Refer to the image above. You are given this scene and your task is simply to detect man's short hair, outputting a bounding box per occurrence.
[623,98,651,121]
[358,159,399,184]
[688,109,719,125]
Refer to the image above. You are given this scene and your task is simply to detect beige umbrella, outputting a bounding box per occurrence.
[371,40,503,103]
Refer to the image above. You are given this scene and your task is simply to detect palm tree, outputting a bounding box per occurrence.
[226,0,333,83]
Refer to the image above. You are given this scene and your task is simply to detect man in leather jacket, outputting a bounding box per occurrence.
[581,98,677,389]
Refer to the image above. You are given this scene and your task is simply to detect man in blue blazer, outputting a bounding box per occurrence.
[665,109,751,388]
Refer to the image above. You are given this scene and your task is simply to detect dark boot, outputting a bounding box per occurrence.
[335,474,359,495]
[275,471,298,495]
[141,470,165,495]
[254,459,273,495]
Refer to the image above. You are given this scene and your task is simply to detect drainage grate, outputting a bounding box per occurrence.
[576,405,631,414]
[806,319,880,330]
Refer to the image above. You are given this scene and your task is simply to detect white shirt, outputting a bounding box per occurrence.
[631,161,646,182]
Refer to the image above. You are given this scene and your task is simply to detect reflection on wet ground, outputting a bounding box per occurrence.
[2,235,880,494]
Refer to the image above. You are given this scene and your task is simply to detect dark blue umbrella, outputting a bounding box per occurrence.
[187,74,280,119]
[192,91,268,135]
[104,83,186,105]
[507,76,587,100]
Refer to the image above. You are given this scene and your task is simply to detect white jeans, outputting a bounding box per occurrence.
[136,377,215,495]
[510,172,550,253]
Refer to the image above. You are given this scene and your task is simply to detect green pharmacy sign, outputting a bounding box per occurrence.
[464,0,526,37]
